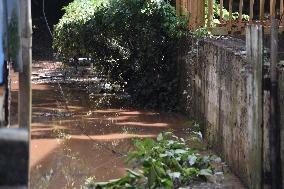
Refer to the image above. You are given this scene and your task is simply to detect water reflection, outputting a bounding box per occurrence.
[29,62,244,189]
[30,63,189,188]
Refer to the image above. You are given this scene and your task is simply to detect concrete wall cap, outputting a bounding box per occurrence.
[0,128,28,142]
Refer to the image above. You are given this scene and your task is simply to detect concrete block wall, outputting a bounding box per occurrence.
[179,37,284,187]
[0,128,29,187]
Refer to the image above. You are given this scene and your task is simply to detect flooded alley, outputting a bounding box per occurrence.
[0,0,280,188]
[11,61,245,189]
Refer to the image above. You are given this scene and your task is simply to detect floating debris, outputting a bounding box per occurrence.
[40,111,75,118]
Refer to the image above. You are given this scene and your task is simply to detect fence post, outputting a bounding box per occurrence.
[19,0,32,129]
[19,0,32,187]
[246,24,263,189]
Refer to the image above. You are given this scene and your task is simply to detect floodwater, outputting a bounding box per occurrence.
[12,61,245,189]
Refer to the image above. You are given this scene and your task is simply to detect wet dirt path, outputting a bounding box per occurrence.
[20,61,245,189]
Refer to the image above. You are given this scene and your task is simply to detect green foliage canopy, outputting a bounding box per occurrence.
[53,0,188,110]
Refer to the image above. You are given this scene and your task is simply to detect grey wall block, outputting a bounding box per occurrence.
[0,128,28,186]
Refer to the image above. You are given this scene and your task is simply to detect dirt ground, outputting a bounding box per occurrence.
[9,61,246,189]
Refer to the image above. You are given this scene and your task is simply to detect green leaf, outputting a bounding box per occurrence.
[126,169,141,178]
[157,133,163,141]
[188,154,198,166]
[168,172,181,179]
[174,149,187,154]
[148,165,157,188]
[199,169,213,176]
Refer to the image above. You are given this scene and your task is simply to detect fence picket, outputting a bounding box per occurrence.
[250,0,254,23]
[270,0,276,19]
[229,0,233,28]
[281,0,284,16]
[260,0,265,22]
[207,0,213,28]
[177,0,281,34]
[239,0,244,30]
[220,0,223,22]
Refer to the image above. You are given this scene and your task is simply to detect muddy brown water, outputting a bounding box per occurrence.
[11,61,245,189]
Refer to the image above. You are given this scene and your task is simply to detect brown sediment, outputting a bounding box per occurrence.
[9,61,245,189]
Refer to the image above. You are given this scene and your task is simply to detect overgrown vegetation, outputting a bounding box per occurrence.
[53,0,188,110]
[81,132,223,189]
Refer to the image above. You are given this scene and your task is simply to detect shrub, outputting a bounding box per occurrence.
[53,0,106,62]
[53,0,188,110]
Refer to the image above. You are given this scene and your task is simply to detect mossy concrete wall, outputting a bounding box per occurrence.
[179,37,284,187]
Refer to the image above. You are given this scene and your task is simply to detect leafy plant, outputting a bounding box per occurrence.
[82,132,223,188]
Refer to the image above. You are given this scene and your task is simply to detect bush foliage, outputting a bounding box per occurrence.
[53,0,188,110]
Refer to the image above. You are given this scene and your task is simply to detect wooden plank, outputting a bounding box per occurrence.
[220,0,223,22]
[250,0,254,23]
[198,0,205,27]
[0,86,4,96]
[187,0,192,29]
[270,0,276,19]
[181,0,188,15]
[238,0,244,30]
[246,24,263,189]
[19,0,32,128]
[260,0,265,22]
[176,0,181,16]
[191,0,197,30]
[188,0,191,15]
[281,0,284,18]
[188,0,192,28]
[187,0,189,12]
[229,0,233,28]
[207,0,213,28]
[181,0,184,15]
[19,0,32,188]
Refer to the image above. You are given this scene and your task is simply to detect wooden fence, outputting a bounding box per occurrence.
[176,0,284,34]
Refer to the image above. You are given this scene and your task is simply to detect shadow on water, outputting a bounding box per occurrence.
[25,62,193,189]
[22,61,245,189]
